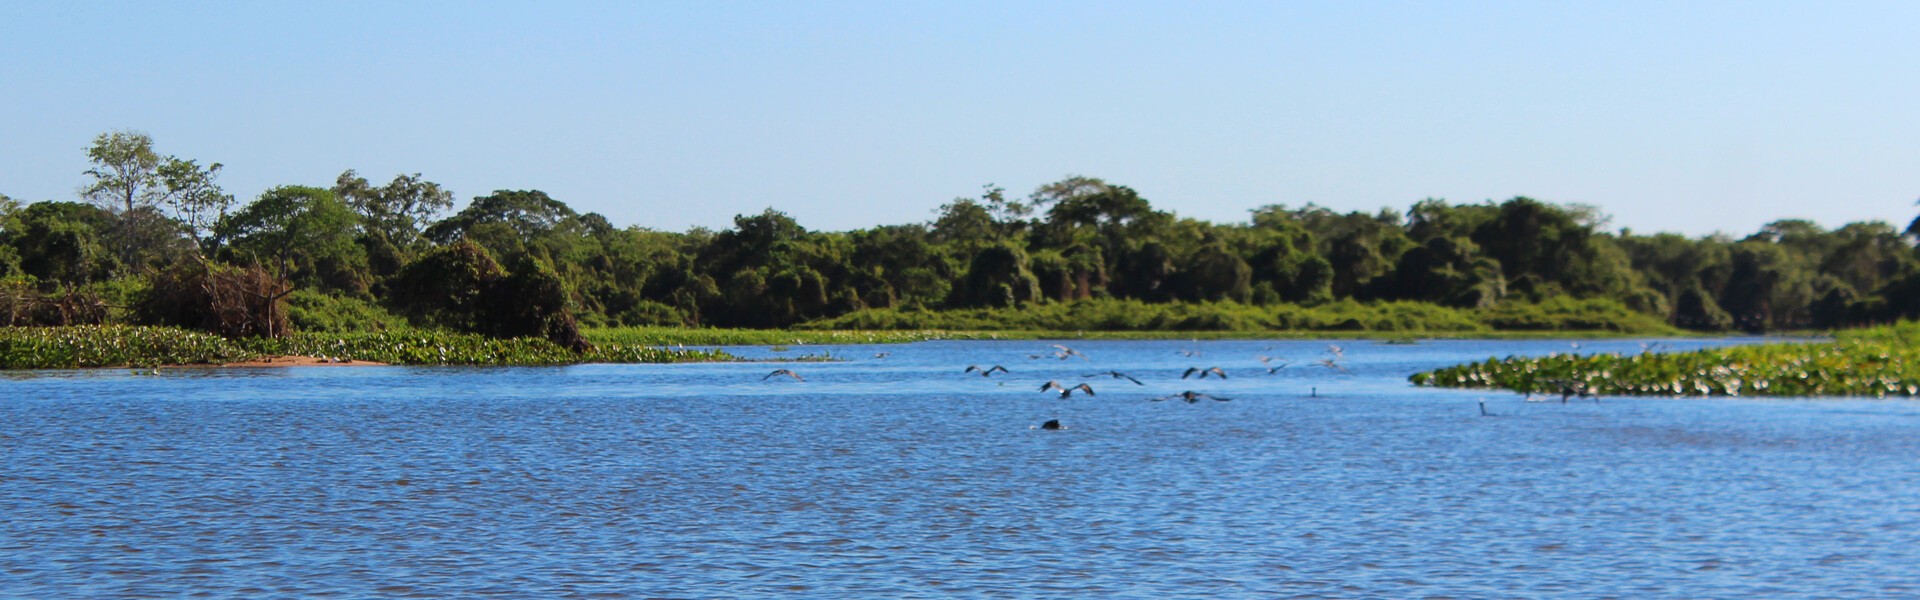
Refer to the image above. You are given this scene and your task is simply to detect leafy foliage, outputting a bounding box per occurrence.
[1411,322,1920,397]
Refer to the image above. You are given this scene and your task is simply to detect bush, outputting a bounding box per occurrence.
[137,260,289,338]
[286,290,408,333]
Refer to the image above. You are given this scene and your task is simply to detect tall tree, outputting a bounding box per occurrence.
[333,170,455,252]
[216,186,363,292]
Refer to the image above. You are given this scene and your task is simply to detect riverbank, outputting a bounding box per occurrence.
[1,321,1732,370]
[0,326,732,370]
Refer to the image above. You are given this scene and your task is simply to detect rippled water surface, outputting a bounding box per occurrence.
[5,338,1920,598]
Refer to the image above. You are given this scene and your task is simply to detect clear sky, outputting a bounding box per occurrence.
[3,1,1916,236]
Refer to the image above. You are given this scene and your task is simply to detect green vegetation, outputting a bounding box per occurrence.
[1411,322,1920,398]
[581,327,1002,347]
[799,297,1675,334]
[5,130,1920,367]
[0,325,729,369]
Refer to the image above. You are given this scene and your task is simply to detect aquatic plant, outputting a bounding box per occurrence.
[0,325,250,369]
[0,325,731,369]
[1410,322,1920,398]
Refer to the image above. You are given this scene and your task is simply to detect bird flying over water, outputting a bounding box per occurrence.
[965,365,1010,376]
[1316,358,1347,372]
[1050,344,1088,360]
[764,369,804,381]
[1154,391,1230,403]
[1182,366,1228,379]
[1258,356,1290,374]
[1039,381,1096,398]
[1083,370,1144,385]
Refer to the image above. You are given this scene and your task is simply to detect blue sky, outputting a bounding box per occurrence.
[3,1,1916,236]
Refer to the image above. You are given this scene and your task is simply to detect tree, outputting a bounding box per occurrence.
[333,170,455,252]
[80,130,164,213]
[216,186,363,292]
[78,130,230,270]
[157,158,234,249]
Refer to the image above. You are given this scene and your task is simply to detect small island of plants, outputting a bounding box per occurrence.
[1411,321,1920,398]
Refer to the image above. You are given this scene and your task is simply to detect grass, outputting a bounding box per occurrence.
[0,325,731,369]
[1410,321,1920,398]
[792,297,1679,335]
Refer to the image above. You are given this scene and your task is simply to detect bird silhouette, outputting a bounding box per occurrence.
[763,369,804,381]
[1050,344,1088,360]
[1038,381,1096,398]
[1325,344,1345,359]
[1083,370,1144,385]
[1182,366,1228,379]
[1037,419,1065,430]
[1316,358,1347,372]
[965,365,1010,377]
[1154,391,1231,403]
[872,352,890,359]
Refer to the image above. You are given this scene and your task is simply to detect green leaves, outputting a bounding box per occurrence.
[1410,322,1920,398]
[0,325,731,369]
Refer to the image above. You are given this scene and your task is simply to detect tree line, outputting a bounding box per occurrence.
[2,130,1916,340]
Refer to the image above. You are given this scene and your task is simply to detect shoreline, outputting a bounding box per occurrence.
[215,355,389,367]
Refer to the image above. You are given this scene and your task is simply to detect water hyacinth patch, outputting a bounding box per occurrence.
[1410,322,1920,398]
[0,326,732,369]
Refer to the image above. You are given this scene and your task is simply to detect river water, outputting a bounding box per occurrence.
[3,338,1918,597]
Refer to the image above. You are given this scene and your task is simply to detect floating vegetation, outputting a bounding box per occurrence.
[582,327,1004,347]
[0,325,249,369]
[1410,322,1920,398]
[0,326,731,369]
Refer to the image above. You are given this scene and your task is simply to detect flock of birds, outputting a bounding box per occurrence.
[763,343,1356,430]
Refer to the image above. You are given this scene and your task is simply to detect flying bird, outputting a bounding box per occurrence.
[1258,356,1291,374]
[1038,381,1096,398]
[1317,358,1347,372]
[763,369,804,381]
[1182,366,1228,379]
[965,365,1010,377]
[1154,391,1231,403]
[1083,370,1144,385]
[1050,344,1089,360]
[1325,344,1345,358]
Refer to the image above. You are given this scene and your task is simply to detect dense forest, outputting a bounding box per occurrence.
[3,130,1917,345]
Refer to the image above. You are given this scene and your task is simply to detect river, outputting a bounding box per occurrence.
[3,338,1918,597]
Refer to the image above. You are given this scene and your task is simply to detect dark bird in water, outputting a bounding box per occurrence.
[1182,366,1228,379]
[1550,379,1597,403]
[1154,391,1231,403]
[1083,370,1144,385]
[1038,419,1065,430]
[763,369,804,381]
[1038,381,1096,398]
[872,352,890,359]
[965,365,1010,377]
